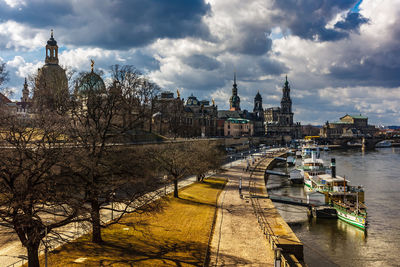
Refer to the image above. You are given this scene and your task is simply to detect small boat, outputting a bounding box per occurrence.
[289,169,303,184]
[375,140,392,148]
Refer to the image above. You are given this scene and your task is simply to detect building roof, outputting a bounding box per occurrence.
[331,121,353,125]
[218,110,254,120]
[340,114,368,120]
[0,93,11,104]
[349,114,368,119]
[226,118,250,124]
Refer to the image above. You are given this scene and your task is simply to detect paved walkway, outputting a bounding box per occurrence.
[209,154,275,266]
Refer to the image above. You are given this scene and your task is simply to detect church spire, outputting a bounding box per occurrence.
[281,75,292,114]
[21,77,29,102]
[229,71,240,111]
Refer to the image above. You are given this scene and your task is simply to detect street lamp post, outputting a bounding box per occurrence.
[164,175,168,195]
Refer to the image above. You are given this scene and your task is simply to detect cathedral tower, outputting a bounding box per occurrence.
[229,72,241,111]
[281,75,292,114]
[34,30,69,112]
[279,76,293,126]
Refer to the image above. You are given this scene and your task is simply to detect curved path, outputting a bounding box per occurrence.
[209,152,275,266]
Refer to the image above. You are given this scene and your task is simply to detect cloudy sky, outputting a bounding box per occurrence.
[0,0,399,125]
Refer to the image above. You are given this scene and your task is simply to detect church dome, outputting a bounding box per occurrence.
[34,64,69,110]
[76,71,106,96]
[186,94,200,106]
[47,36,57,46]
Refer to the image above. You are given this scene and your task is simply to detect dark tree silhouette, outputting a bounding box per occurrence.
[0,112,86,267]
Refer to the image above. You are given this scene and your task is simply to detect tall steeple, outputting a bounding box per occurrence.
[45,29,59,65]
[229,72,241,111]
[21,78,29,102]
[281,75,292,114]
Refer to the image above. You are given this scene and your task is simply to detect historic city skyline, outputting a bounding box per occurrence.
[0,0,399,125]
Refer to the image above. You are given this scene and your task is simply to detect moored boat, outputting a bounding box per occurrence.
[308,158,367,230]
[375,140,392,148]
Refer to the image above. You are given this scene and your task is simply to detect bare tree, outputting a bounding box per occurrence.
[0,112,85,267]
[147,141,225,198]
[191,141,225,182]
[110,65,159,137]
[67,68,162,243]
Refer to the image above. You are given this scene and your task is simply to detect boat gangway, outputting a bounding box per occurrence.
[265,170,289,177]
[263,194,325,207]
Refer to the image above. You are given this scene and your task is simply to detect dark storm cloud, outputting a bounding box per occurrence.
[334,12,369,31]
[0,1,74,27]
[272,0,368,41]
[257,58,288,76]
[0,0,211,49]
[183,54,221,71]
[329,52,400,88]
[231,31,272,55]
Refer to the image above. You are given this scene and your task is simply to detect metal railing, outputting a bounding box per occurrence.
[248,150,303,267]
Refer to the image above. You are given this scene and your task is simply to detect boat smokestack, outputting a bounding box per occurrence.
[331,158,336,178]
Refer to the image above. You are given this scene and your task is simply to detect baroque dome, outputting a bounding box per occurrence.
[76,71,106,96]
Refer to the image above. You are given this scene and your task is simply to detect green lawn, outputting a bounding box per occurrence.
[36,177,226,266]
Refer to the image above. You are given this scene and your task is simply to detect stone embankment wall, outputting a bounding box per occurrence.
[248,151,305,266]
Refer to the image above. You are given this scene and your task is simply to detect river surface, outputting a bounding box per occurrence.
[267,147,400,267]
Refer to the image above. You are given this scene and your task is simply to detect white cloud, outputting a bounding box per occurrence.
[6,55,41,78]
[3,0,26,8]
[0,21,46,51]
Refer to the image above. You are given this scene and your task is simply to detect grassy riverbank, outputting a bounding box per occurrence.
[32,177,226,266]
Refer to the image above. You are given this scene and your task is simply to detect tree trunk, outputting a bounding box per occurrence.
[91,199,103,243]
[27,242,40,267]
[173,179,179,198]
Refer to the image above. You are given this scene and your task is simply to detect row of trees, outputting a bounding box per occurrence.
[0,63,225,267]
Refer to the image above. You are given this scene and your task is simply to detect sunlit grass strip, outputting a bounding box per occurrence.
[32,177,226,267]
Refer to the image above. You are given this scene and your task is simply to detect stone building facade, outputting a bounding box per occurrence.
[320,114,378,138]
[224,118,254,137]
[152,91,218,137]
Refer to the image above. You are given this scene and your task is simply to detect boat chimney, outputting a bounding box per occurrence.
[331,158,336,178]
[311,150,316,161]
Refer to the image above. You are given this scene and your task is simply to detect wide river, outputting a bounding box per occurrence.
[267,147,400,267]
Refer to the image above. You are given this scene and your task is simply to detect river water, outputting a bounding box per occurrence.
[267,147,400,267]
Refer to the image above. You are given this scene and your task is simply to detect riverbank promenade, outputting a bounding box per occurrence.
[209,150,304,266]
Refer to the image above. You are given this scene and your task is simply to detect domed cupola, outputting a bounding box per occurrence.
[76,60,106,97]
[45,29,59,65]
